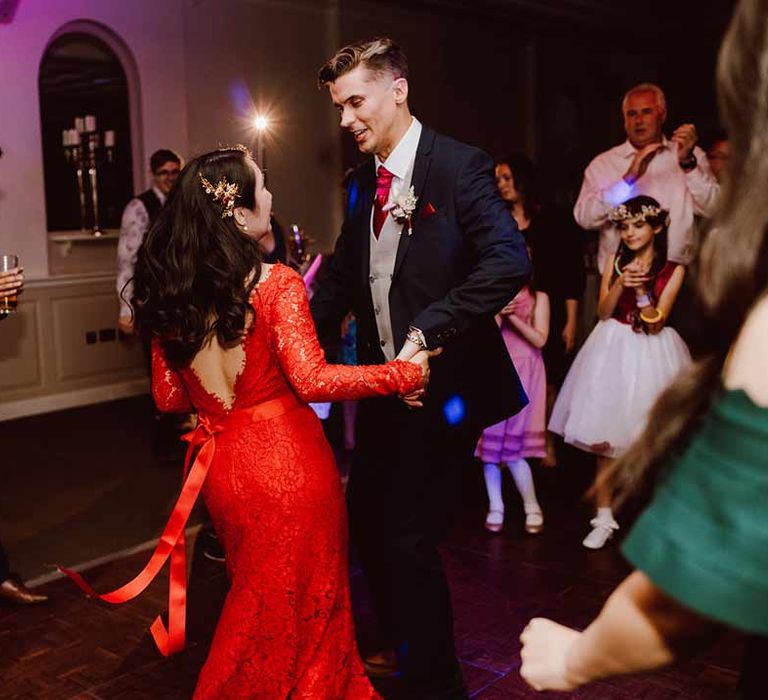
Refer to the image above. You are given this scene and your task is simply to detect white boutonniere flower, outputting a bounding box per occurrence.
[384,186,418,236]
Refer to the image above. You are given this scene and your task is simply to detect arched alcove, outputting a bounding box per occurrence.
[38,23,142,232]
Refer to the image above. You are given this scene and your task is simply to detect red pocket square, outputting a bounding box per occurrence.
[420,202,437,219]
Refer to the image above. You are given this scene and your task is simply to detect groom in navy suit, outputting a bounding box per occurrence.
[311,37,531,699]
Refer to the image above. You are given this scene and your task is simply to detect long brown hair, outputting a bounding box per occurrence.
[498,154,539,222]
[600,0,768,504]
[132,147,262,367]
[612,195,669,279]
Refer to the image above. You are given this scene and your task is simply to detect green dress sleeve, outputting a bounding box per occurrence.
[622,389,768,636]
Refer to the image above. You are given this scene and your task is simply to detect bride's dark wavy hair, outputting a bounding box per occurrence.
[599,0,768,505]
[131,146,262,367]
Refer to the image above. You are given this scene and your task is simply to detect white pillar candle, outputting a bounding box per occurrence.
[75,117,85,133]
[104,130,115,147]
[71,129,81,145]
[84,115,96,132]
[62,129,69,146]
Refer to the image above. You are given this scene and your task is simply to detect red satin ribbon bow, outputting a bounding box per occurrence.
[59,394,299,656]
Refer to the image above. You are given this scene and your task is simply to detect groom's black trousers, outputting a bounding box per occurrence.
[348,394,479,698]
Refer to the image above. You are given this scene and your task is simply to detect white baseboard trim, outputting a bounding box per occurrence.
[0,377,150,422]
[25,524,203,589]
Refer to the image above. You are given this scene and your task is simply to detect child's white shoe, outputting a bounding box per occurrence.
[582,517,619,549]
[484,509,504,533]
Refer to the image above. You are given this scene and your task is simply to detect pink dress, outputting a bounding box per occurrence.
[475,287,547,462]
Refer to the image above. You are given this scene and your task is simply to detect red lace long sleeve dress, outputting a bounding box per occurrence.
[152,264,422,699]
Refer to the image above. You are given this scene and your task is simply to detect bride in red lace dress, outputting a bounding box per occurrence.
[67,147,429,699]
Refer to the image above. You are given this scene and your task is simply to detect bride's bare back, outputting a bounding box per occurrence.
[188,264,273,410]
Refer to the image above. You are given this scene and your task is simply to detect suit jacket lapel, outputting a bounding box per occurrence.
[393,126,435,281]
[356,161,376,289]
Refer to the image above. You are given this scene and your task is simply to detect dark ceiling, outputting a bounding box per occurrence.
[380,0,735,38]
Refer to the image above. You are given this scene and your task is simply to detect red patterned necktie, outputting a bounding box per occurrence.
[373,165,395,239]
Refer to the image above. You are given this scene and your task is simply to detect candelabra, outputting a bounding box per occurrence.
[62,115,115,236]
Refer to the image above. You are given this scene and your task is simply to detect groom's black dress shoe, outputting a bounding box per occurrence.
[0,576,49,605]
[202,530,226,563]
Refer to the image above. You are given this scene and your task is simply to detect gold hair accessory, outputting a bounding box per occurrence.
[609,203,664,223]
[199,172,240,218]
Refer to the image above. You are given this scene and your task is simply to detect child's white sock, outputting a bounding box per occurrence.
[596,506,615,523]
[507,458,541,512]
[483,463,504,513]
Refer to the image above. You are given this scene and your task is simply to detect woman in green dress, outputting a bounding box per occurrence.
[519,0,768,694]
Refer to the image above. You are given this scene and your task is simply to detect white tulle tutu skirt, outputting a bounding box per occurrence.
[549,319,690,457]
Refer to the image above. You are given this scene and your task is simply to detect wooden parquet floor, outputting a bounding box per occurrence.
[0,399,745,698]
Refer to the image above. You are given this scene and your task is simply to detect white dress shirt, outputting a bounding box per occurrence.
[573,138,719,273]
[369,117,422,360]
[117,186,166,318]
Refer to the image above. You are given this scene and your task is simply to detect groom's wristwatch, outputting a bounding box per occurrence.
[406,326,427,350]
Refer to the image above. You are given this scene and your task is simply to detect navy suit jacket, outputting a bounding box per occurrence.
[311,126,531,433]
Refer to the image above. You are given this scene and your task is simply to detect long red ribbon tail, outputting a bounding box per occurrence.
[59,432,215,656]
[148,528,188,656]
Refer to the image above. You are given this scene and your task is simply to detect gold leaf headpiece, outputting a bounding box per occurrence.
[199,172,240,218]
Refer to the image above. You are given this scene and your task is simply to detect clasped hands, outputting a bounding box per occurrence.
[623,123,698,185]
[618,259,650,290]
[618,261,666,333]
[499,296,521,317]
[396,338,443,408]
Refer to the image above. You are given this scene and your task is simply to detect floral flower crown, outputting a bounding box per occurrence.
[609,203,666,224]
[198,173,240,218]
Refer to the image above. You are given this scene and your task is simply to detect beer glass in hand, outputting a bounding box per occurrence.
[0,255,21,314]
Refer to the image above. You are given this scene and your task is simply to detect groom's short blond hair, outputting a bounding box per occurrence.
[318,37,409,87]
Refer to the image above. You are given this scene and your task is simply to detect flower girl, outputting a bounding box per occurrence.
[549,195,690,548]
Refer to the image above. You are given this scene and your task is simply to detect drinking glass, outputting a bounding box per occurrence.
[1,254,20,314]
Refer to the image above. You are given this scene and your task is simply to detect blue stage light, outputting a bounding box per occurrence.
[347,179,360,213]
[443,395,466,426]
[603,177,636,206]
[229,79,252,117]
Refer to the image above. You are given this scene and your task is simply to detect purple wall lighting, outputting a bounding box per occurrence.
[0,0,20,24]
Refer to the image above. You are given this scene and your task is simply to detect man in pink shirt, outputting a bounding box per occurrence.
[574,83,719,273]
